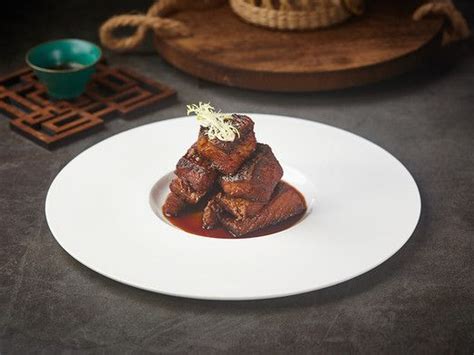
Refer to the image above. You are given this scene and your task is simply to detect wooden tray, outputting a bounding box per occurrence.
[0,62,175,149]
[155,0,444,92]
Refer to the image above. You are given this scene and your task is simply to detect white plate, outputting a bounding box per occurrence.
[45,114,421,300]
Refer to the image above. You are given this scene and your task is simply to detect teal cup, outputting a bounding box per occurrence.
[26,39,102,99]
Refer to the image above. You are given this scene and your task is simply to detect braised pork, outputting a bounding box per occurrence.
[162,192,186,217]
[197,114,257,175]
[218,182,306,237]
[163,110,307,237]
[220,143,283,202]
[202,197,221,229]
[175,143,217,192]
[169,177,207,204]
[216,193,266,220]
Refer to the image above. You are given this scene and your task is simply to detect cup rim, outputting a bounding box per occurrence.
[25,38,102,74]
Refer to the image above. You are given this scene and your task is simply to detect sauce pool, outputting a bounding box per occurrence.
[165,182,306,239]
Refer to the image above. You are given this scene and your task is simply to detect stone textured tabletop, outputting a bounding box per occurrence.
[1,1,473,353]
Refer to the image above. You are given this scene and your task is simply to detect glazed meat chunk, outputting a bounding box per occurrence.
[220,143,283,202]
[162,192,187,217]
[218,182,306,237]
[216,193,266,220]
[197,114,257,174]
[202,197,221,229]
[175,144,217,192]
[169,177,207,204]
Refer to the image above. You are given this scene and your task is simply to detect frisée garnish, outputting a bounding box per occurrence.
[186,102,240,142]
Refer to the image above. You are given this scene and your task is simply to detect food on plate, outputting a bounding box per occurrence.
[214,192,266,220]
[169,177,207,205]
[162,192,187,217]
[219,143,283,202]
[202,196,222,230]
[175,144,217,192]
[197,114,257,174]
[162,103,306,238]
[218,182,306,237]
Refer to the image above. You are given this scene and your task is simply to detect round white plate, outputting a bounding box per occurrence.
[46,114,421,300]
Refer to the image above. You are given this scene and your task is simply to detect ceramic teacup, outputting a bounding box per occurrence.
[26,39,102,99]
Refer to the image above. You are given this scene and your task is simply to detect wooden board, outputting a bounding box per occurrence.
[155,1,444,92]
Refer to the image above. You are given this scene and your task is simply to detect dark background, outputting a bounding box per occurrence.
[1,1,473,353]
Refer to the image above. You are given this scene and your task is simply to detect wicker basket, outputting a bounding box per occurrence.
[229,0,363,30]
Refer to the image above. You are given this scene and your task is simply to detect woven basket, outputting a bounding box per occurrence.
[229,0,362,30]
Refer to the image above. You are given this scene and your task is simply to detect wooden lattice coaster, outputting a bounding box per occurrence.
[0,62,175,149]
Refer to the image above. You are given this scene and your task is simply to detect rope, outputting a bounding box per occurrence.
[99,0,225,52]
[413,0,470,45]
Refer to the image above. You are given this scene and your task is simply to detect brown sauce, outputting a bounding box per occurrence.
[164,182,306,239]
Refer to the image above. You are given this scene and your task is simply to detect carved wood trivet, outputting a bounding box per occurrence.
[0,62,175,149]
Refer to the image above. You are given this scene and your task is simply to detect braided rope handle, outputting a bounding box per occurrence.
[413,0,470,45]
[99,0,225,52]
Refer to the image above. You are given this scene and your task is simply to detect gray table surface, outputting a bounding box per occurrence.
[1,1,473,353]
